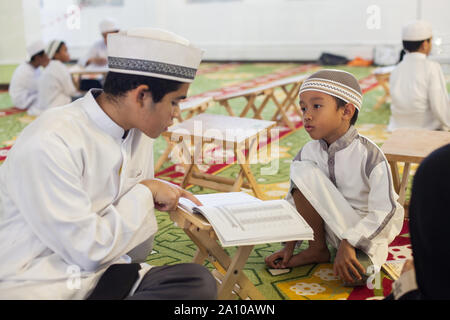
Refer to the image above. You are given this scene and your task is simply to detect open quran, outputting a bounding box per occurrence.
[178,192,313,247]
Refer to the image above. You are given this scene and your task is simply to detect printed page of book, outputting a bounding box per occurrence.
[199,199,314,247]
[178,192,262,213]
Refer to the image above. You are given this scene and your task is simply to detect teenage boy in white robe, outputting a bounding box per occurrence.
[388,20,450,131]
[30,40,79,116]
[265,70,404,286]
[0,28,217,300]
[8,40,49,111]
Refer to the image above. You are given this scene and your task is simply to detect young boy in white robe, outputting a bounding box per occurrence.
[265,69,404,286]
[29,40,79,116]
[8,40,49,111]
[388,20,450,131]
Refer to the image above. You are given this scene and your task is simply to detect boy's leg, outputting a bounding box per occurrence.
[126,263,217,300]
[285,188,330,267]
[265,187,330,269]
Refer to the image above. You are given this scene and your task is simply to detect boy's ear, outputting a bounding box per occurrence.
[343,103,356,120]
[134,84,152,107]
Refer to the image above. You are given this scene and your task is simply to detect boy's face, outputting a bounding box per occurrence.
[135,83,189,139]
[299,90,352,145]
[54,44,71,63]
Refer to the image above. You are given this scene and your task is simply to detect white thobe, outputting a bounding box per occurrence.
[30,60,78,117]
[78,40,108,68]
[0,89,157,299]
[286,126,404,268]
[8,62,41,110]
[388,52,450,131]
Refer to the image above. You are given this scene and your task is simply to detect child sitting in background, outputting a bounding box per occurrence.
[29,40,79,116]
[265,69,404,286]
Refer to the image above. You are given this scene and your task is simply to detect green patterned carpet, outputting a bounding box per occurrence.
[1,62,447,300]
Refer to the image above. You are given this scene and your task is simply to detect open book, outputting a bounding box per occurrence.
[178,192,313,247]
[382,259,407,281]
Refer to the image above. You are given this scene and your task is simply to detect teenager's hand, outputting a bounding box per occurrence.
[139,179,202,212]
[333,239,366,284]
[401,259,414,275]
[265,241,296,269]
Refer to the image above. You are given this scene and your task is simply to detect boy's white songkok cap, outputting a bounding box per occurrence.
[46,40,63,59]
[299,69,363,111]
[99,18,119,34]
[27,40,46,58]
[107,28,204,83]
[402,20,433,41]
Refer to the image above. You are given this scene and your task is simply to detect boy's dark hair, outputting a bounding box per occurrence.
[402,38,430,53]
[103,72,183,103]
[30,50,45,62]
[335,97,358,126]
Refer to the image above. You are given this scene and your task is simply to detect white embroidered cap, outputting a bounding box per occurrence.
[299,69,363,111]
[402,20,433,41]
[99,18,119,34]
[107,28,204,83]
[27,40,46,58]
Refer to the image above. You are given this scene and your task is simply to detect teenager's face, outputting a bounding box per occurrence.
[299,91,352,145]
[54,44,71,63]
[136,83,189,139]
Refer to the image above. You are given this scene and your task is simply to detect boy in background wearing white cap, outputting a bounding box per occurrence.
[29,40,79,116]
[8,40,49,111]
[78,18,119,68]
[266,70,404,286]
[388,20,450,131]
[0,28,217,300]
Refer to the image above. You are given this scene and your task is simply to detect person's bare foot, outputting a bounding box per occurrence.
[282,247,330,268]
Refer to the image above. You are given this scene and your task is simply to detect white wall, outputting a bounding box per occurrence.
[2,0,450,64]
[0,0,27,64]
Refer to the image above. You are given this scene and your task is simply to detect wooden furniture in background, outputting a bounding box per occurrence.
[214,74,307,130]
[381,128,450,206]
[164,113,276,199]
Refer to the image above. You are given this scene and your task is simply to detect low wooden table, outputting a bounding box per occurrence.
[381,128,450,206]
[372,65,396,110]
[69,65,109,90]
[164,113,276,199]
[169,206,265,300]
[154,97,212,172]
[214,74,307,130]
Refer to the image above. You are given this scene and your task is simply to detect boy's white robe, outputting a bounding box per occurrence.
[0,90,156,299]
[286,127,404,268]
[8,62,41,110]
[30,60,78,116]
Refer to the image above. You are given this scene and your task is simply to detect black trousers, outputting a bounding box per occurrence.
[88,263,217,300]
[127,263,217,300]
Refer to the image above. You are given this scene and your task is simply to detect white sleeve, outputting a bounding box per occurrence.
[9,70,37,110]
[428,63,450,129]
[60,65,78,97]
[10,88,37,110]
[342,162,400,248]
[7,134,157,272]
[77,44,97,67]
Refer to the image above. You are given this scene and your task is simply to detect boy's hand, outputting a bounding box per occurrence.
[140,179,202,212]
[265,241,296,269]
[333,239,366,284]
